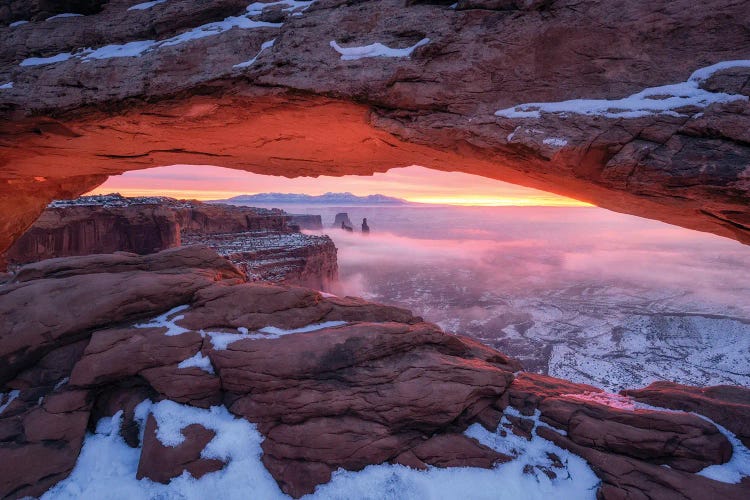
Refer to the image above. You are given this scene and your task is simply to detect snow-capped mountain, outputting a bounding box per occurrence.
[213,192,410,205]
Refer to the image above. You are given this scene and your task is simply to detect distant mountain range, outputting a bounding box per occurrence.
[212,192,411,205]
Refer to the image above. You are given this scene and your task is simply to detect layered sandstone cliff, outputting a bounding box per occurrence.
[0,246,748,499]
[288,214,323,231]
[5,200,181,265]
[5,194,338,290]
[182,230,338,290]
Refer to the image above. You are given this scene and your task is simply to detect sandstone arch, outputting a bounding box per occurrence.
[2,0,749,266]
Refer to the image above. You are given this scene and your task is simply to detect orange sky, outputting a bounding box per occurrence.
[87,164,590,207]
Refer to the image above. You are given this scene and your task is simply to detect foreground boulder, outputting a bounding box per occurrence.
[0,386,91,498]
[1,246,749,498]
[68,281,520,496]
[0,246,521,497]
[137,415,225,483]
[624,381,750,448]
[504,374,731,472]
[501,373,748,499]
[0,245,244,384]
[537,426,750,500]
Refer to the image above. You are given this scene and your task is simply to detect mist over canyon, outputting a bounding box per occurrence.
[243,204,750,392]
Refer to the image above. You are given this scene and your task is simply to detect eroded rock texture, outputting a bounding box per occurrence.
[624,381,750,449]
[1,0,749,259]
[501,373,750,500]
[1,246,749,498]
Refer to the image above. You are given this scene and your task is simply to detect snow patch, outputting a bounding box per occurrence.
[177,352,215,374]
[206,321,348,349]
[159,17,280,48]
[81,40,157,60]
[330,38,430,61]
[456,408,598,498]
[0,82,12,89]
[128,0,168,11]
[49,193,202,209]
[542,137,568,147]
[506,125,521,142]
[21,8,282,66]
[696,417,750,483]
[247,0,316,15]
[258,320,347,336]
[205,330,255,350]
[42,401,287,500]
[133,400,152,444]
[502,405,568,436]
[54,377,70,391]
[151,400,235,447]
[9,20,28,27]
[688,60,750,83]
[21,52,76,66]
[234,39,276,68]
[134,305,191,336]
[45,399,599,499]
[46,13,83,21]
[0,390,20,414]
[496,60,750,119]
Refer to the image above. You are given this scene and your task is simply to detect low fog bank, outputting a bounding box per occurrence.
[302,206,750,313]
[298,206,750,391]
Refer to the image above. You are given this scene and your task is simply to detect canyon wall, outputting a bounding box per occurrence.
[5,203,180,266]
[0,0,749,259]
[288,214,323,231]
[4,194,338,290]
[5,195,291,266]
[174,202,290,235]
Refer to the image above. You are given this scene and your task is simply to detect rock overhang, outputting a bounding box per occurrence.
[1,0,750,263]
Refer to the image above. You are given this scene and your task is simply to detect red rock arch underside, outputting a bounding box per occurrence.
[3,91,750,266]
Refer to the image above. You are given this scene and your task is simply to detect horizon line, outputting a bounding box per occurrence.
[85,188,594,208]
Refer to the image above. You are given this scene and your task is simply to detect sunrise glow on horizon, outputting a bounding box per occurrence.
[87,164,592,207]
[404,196,589,207]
